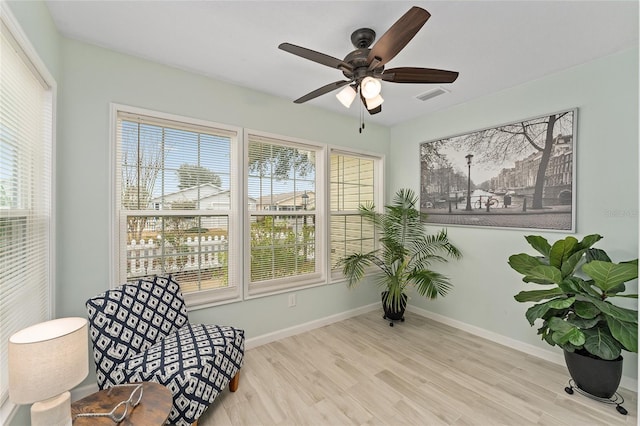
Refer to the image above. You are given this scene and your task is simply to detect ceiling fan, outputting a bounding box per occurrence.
[278,6,459,120]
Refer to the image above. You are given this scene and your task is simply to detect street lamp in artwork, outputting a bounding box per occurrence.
[465,154,474,211]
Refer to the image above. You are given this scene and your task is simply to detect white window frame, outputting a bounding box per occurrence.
[110,104,243,308]
[328,147,384,282]
[244,130,326,298]
[0,3,56,423]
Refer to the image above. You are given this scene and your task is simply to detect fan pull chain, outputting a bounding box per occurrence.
[359,89,364,133]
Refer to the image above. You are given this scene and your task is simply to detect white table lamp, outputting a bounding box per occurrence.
[8,317,88,426]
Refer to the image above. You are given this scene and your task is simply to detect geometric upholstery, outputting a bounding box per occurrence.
[86,275,244,425]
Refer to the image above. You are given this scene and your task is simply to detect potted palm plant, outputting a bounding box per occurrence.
[337,188,461,325]
[508,234,637,406]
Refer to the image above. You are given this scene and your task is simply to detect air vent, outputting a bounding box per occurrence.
[416,87,449,102]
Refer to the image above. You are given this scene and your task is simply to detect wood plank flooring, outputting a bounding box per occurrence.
[199,310,637,425]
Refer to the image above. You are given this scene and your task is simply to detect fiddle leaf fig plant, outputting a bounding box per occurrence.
[509,234,638,360]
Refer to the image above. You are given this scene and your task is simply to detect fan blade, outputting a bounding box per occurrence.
[367,6,430,67]
[294,80,351,104]
[382,67,459,84]
[279,43,353,72]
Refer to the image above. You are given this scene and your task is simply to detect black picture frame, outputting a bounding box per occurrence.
[419,109,576,232]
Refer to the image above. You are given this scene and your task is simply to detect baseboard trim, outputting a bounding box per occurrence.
[245,302,380,350]
[407,305,638,392]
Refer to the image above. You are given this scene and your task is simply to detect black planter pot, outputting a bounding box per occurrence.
[381,291,407,325]
[564,349,623,399]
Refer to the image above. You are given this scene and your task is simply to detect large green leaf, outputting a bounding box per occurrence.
[576,234,603,251]
[575,278,602,298]
[585,248,611,262]
[566,312,601,330]
[578,295,638,324]
[525,235,551,257]
[573,300,600,319]
[560,249,586,278]
[558,277,583,294]
[548,317,585,346]
[508,253,544,276]
[549,237,578,269]
[583,328,621,360]
[525,303,552,326]
[606,316,638,353]
[514,287,565,303]
[525,265,562,285]
[582,260,638,293]
[548,297,575,309]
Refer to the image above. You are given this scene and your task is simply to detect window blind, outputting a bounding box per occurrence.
[115,108,239,304]
[0,18,53,405]
[330,152,378,272]
[247,132,321,295]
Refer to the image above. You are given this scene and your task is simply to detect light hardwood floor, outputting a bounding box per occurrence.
[199,310,637,425]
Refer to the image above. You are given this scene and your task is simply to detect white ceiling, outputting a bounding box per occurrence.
[45,1,638,127]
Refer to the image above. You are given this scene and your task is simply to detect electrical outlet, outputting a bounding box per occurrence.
[288,293,296,307]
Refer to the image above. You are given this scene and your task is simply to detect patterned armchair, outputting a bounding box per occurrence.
[86,275,244,426]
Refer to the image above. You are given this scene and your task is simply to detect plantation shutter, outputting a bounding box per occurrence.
[0,18,54,405]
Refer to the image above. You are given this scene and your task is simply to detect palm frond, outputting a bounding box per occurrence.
[337,252,376,288]
[411,269,453,298]
[338,188,462,303]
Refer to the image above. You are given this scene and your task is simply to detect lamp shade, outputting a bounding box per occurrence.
[8,317,88,404]
[365,94,384,110]
[336,85,356,108]
[360,77,382,99]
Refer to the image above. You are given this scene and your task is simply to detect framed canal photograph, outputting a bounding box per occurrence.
[419,109,576,231]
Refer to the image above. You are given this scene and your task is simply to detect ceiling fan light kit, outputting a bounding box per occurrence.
[279,6,459,132]
[360,76,382,99]
[365,94,384,110]
[336,85,357,108]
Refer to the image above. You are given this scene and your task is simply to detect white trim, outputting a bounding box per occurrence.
[245,302,380,350]
[406,305,638,392]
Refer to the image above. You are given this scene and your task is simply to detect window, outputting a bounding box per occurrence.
[330,151,381,278]
[246,132,324,296]
[113,107,241,306]
[0,11,54,411]
[113,113,382,302]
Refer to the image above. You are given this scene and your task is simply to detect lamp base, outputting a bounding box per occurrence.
[31,391,71,426]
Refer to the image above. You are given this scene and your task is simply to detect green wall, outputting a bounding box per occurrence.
[5,1,638,423]
[389,47,639,383]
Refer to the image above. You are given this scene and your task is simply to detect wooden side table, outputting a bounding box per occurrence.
[71,382,172,425]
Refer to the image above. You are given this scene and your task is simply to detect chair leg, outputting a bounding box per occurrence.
[229,371,240,392]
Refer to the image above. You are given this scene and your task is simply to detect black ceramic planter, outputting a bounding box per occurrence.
[381,291,407,325]
[564,349,623,399]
